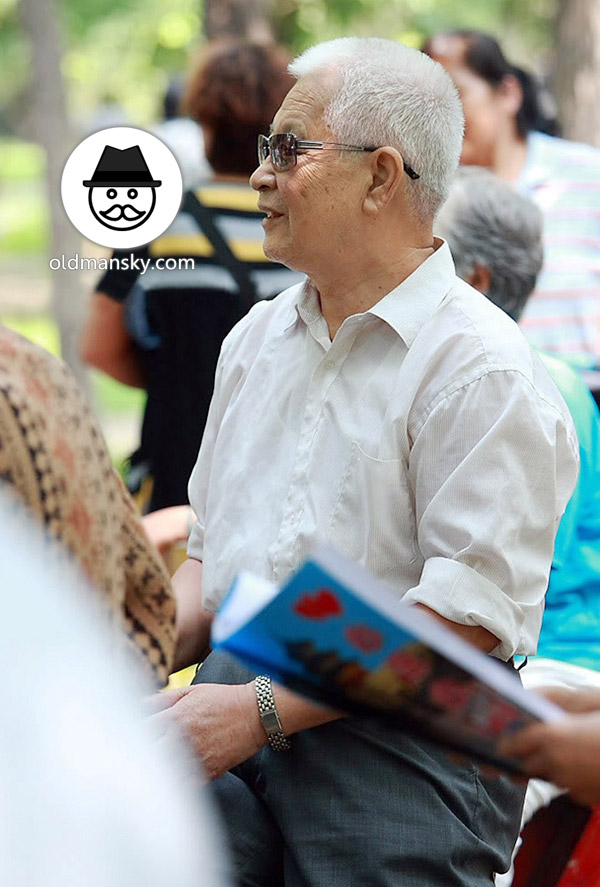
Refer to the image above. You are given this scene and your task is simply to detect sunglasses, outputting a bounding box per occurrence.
[258,133,420,180]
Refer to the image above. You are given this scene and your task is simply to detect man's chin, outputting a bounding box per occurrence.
[263,237,307,273]
[264,241,289,266]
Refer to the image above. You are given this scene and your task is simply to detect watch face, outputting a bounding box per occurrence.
[261,709,283,736]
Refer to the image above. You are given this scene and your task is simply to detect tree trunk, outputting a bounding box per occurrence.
[554,0,600,147]
[18,0,91,398]
[204,0,274,42]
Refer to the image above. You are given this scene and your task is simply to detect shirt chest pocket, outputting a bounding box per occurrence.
[327,441,419,573]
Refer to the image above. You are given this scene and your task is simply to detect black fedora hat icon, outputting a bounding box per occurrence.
[83,145,162,188]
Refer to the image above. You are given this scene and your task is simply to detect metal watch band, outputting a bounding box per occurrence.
[255,675,291,751]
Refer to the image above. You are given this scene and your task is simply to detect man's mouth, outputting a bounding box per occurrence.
[260,207,284,220]
[100,204,145,221]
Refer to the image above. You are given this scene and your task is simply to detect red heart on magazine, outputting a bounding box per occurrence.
[344,624,384,654]
[294,589,343,620]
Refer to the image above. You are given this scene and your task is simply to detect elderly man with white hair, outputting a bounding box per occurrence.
[154,38,579,886]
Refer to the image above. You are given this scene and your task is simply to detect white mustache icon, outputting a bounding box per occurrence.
[99,204,145,221]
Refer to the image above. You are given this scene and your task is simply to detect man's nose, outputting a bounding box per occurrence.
[250,160,276,192]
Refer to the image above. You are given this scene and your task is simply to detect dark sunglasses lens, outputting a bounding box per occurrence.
[272,134,296,171]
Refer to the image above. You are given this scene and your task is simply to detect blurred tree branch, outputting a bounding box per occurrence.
[204,0,274,42]
[554,0,600,147]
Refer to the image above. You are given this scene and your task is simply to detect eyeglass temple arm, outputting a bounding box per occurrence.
[279,138,420,180]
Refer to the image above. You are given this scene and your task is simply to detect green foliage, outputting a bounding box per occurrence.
[0,0,30,126]
[0,313,61,356]
[2,0,557,136]
[0,0,557,266]
[0,139,44,180]
[61,0,202,126]
[0,140,48,255]
[279,0,555,56]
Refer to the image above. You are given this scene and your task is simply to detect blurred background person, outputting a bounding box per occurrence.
[0,492,229,887]
[80,40,302,518]
[0,321,176,687]
[436,166,600,885]
[153,76,212,189]
[425,30,600,377]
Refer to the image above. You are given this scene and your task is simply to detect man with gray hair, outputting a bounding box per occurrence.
[155,39,578,886]
[435,166,544,321]
[437,166,600,886]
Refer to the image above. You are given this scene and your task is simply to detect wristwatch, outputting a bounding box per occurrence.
[255,675,292,751]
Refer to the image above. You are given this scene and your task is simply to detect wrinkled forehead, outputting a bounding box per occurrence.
[270,68,341,137]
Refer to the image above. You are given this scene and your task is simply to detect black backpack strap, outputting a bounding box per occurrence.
[182,190,258,312]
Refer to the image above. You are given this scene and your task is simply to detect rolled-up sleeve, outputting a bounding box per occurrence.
[403,369,579,659]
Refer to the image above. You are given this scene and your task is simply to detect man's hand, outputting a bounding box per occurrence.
[534,685,600,714]
[498,710,600,807]
[150,682,266,781]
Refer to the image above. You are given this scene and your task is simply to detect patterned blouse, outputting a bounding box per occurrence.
[0,325,176,686]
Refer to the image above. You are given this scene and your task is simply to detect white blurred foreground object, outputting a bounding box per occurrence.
[0,493,229,887]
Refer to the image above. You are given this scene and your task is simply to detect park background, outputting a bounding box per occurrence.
[1,0,599,463]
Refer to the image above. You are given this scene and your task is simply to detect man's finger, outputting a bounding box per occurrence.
[539,687,600,714]
[517,751,555,782]
[497,724,548,759]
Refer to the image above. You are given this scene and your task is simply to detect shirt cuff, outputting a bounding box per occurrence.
[402,556,525,661]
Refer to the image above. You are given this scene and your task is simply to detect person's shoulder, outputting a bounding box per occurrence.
[0,325,87,422]
[220,281,305,361]
[529,131,600,178]
[409,277,574,422]
[426,277,536,378]
[0,325,65,381]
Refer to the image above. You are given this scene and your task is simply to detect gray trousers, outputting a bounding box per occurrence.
[195,651,524,887]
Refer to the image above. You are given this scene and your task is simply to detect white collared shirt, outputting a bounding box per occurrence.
[188,242,579,659]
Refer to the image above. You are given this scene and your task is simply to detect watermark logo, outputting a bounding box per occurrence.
[61,127,182,249]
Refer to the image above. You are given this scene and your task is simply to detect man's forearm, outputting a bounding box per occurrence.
[80,291,146,388]
[416,604,499,653]
[171,557,212,672]
[238,680,344,749]
[245,608,497,740]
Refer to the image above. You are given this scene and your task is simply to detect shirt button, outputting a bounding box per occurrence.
[325,360,335,370]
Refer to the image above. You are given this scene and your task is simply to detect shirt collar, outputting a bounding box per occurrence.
[368,239,456,346]
[296,278,323,328]
[291,239,456,348]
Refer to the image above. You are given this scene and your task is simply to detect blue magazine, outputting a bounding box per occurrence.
[211,546,563,773]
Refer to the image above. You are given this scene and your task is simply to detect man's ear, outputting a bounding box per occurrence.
[466,263,493,295]
[363,147,405,216]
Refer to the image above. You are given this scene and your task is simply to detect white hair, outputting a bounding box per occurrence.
[435,167,544,319]
[289,37,465,220]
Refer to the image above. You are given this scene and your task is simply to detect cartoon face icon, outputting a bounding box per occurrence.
[83,144,162,233]
[88,185,157,231]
